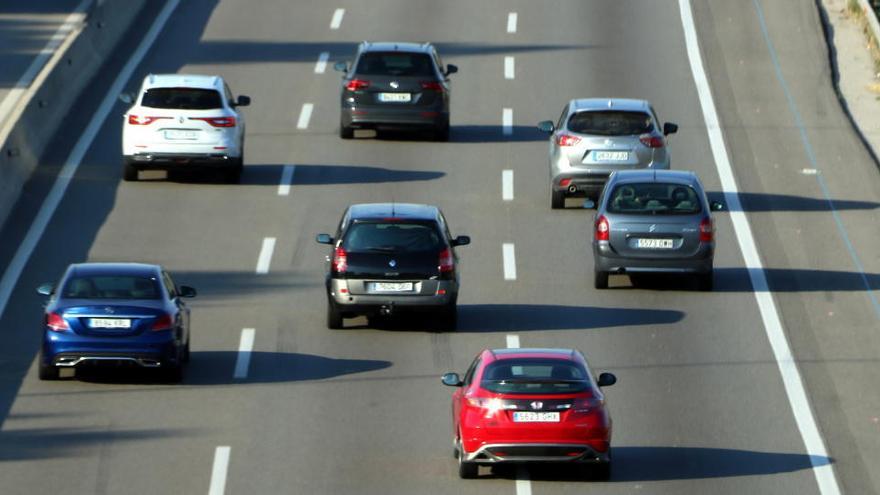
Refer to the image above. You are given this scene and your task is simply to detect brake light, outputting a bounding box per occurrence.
[639,133,665,148]
[699,217,714,242]
[151,314,173,331]
[466,397,511,418]
[595,215,610,241]
[559,178,572,188]
[333,247,348,273]
[346,79,370,91]
[555,133,581,147]
[573,397,602,412]
[438,248,454,273]
[420,81,443,91]
[127,115,170,125]
[46,312,69,332]
[192,116,236,127]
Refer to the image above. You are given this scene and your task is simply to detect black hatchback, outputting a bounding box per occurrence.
[316,203,470,329]
[334,42,457,141]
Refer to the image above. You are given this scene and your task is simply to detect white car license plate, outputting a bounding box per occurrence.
[378,92,411,103]
[371,282,414,292]
[164,129,198,140]
[512,412,560,423]
[89,318,131,329]
[594,151,628,161]
[637,238,674,249]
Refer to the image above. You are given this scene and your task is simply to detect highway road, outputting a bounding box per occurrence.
[0,0,879,494]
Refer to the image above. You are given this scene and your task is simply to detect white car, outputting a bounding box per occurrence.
[121,74,250,183]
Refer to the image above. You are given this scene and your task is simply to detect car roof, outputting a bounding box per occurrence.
[142,74,223,91]
[487,348,580,361]
[67,262,161,277]
[359,41,434,54]
[609,169,700,186]
[348,203,440,221]
[570,98,651,113]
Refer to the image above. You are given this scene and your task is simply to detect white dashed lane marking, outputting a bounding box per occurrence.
[278,165,295,196]
[314,52,329,74]
[256,237,276,274]
[507,12,518,33]
[233,328,255,379]
[330,8,344,29]
[502,170,513,201]
[502,243,516,280]
[504,56,515,79]
[502,108,513,136]
[208,446,231,495]
[505,334,520,349]
[296,103,313,129]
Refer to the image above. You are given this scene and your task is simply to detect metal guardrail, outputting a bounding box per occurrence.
[857,0,880,54]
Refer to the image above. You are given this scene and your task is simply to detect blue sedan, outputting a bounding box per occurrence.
[37,263,195,382]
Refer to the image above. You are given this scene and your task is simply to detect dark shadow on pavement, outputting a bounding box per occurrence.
[607,268,878,293]
[240,164,445,186]
[0,426,191,461]
[707,191,879,212]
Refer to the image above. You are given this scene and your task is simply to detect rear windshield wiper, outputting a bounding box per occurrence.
[361,246,398,252]
[484,379,586,385]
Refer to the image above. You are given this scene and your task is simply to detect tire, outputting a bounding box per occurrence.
[457,444,478,479]
[327,298,344,329]
[123,159,138,182]
[340,123,354,139]
[594,271,609,289]
[698,270,714,292]
[551,189,565,209]
[38,363,59,381]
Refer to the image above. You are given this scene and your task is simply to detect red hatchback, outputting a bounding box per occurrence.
[442,348,617,479]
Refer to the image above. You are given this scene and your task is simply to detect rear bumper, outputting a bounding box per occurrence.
[125,152,238,169]
[552,172,611,197]
[42,333,180,368]
[463,443,610,464]
[328,278,457,314]
[341,106,448,129]
[593,241,714,274]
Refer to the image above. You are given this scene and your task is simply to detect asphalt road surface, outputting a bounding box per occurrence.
[0,0,879,494]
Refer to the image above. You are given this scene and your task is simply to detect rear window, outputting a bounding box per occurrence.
[481,359,590,394]
[354,52,436,77]
[568,110,653,136]
[606,183,703,215]
[141,88,223,110]
[62,276,161,300]
[342,222,444,253]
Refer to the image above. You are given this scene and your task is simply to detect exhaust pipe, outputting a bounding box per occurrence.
[568,184,577,193]
[379,304,394,316]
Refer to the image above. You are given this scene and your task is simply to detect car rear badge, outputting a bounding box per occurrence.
[649,224,657,232]
[390,81,400,89]
[389,260,397,268]
[530,401,543,410]
[104,307,115,314]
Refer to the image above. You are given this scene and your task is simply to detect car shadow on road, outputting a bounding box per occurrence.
[488,446,829,481]
[0,426,191,461]
[707,191,879,211]
[605,268,878,293]
[240,164,445,186]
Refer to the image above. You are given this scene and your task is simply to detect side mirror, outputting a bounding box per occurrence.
[118,92,134,104]
[451,235,470,247]
[179,286,197,298]
[316,233,334,245]
[537,120,555,133]
[445,64,458,75]
[235,95,251,107]
[582,199,596,209]
[597,372,617,387]
[333,61,348,73]
[710,201,724,211]
[663,122,678,136]
[36,283,54,296]
[441,372,463,387]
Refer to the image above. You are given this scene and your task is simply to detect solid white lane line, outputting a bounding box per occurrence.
[504,56,515,79]
[505,334,520,349]
[507,12,518,33]
[502,108,513,136]
[515,472,532,495]
[329,8,345,29]
[278,165,295,196]
[502,243,516,280]
[233,328,255,379]
[296,103,313,129]
[678,1,841,494]
[314,52,330,74]
[0,0,181,320]
[502,170,514,201]
[255,237,276,274]
[208,446,231,495]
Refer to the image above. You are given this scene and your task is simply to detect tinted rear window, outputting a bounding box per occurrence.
[568,110,653,136]
[342,222,444,252]
[354,52,436,77]
[481,359,590,394]
[141,88,223,110]
[606,182,703,215]
[62,276,161,300]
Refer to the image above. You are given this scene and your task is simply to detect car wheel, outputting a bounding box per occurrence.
[551,189,565,209]
[594,270,609,289]
[38,362,59,381]
[457,445,478,479]
[327,298,344,329]
[698,270,714,292]
[340,123,354,139]
[123,159,138,182]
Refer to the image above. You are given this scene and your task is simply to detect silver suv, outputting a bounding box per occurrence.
[538,98,678,209]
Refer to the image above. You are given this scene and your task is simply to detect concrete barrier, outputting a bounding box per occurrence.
[0,0,149,230]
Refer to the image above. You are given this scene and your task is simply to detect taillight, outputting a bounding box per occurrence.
[466,397,511,417]
[46,312,69,332]
[699,217,714,242]
[333,247,348,273]
[438,248,454,273]
[420,81,443,91]
[151,314,173,331]
[595,215,610,241]
[192,116,236,127]
[127,115,170,125]
[345,79,370,91]
[573,397,602,412]
[555,133,581,147]
[639,133,665,148]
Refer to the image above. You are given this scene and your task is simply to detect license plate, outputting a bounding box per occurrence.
[594,151,628,161]
[164,129,198,140]
[371,282,414,292]
[512,412,560,423]
[378,92,411,102]
[637,238,674,249]
[88,318,131,329]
